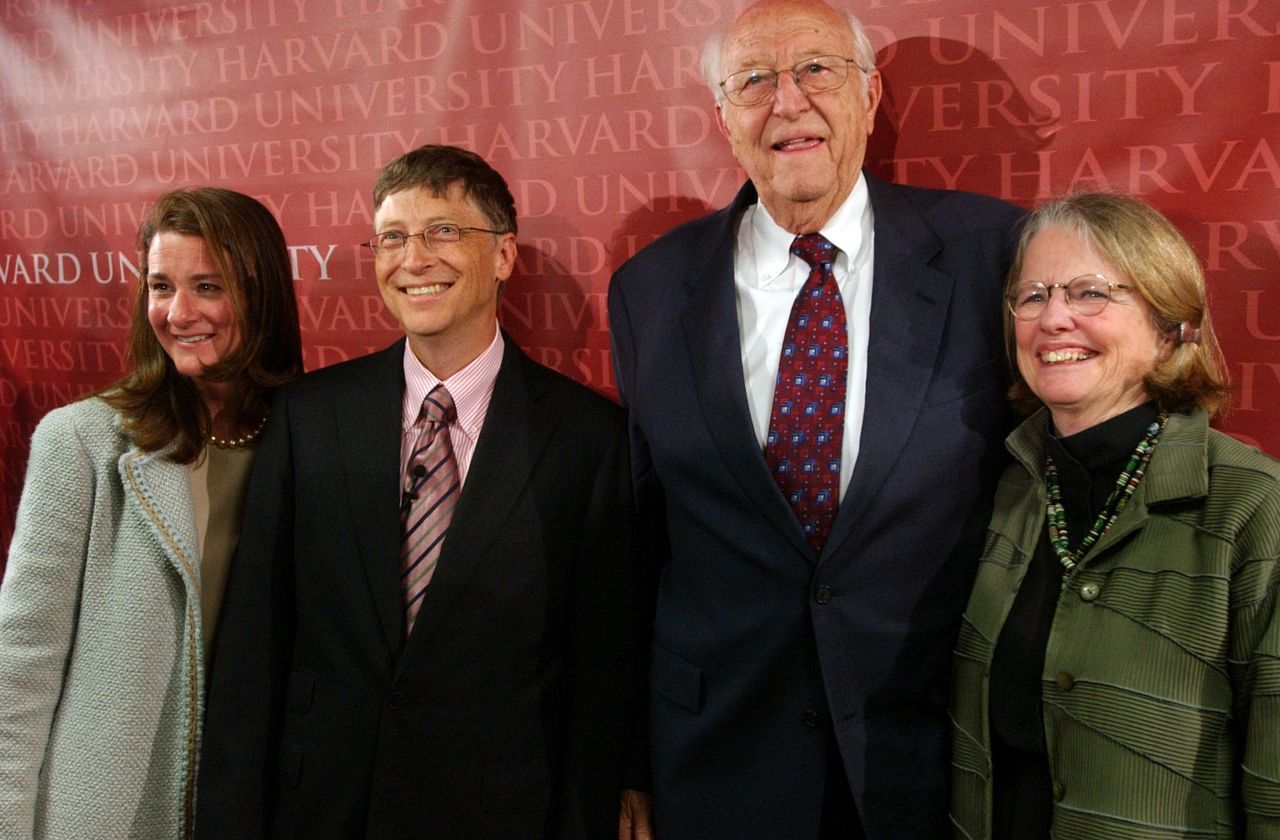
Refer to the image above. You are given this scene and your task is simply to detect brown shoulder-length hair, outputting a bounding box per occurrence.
[100,187,303,463]
[1005,192,1231,419]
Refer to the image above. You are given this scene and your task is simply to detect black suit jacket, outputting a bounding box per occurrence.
[608,174,1023,840]
[197,337,649,840]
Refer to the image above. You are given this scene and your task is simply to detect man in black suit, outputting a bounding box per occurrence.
[198,145,649,839]
[609,1,1023,838]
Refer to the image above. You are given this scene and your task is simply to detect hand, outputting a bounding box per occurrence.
[619,788,654,840]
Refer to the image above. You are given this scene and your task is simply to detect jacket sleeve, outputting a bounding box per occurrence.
[556,408,655,836]
[195,389,296,839]
[607,269,668,794]
[0,408,96,839]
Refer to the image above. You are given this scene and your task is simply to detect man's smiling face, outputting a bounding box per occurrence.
[372,183,515,372]
[715,0,881,232]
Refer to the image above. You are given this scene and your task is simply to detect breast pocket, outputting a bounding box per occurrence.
[925,358,1003,407]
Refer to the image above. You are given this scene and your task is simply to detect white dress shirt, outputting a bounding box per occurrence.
[733,174,874,500]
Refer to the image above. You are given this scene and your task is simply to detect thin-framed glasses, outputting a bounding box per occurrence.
[363,223,506,254]
[1007,274,1134,320]
[719,55,867,107]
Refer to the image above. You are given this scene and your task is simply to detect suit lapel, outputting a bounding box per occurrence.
[119,447,200,595]
[679,182,813,560]
[823,176,953,559]
[332,341,406,656]
[397,338,557,670]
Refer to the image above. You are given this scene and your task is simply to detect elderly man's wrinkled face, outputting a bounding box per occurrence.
[715,0,881,232]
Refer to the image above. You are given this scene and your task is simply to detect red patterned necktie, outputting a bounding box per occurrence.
[400,384,460,634]
[764,234,848,553]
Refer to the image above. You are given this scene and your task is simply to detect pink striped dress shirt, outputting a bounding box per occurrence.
[399,327,504,488]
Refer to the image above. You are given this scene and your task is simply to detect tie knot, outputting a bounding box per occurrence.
[420,384,457,425]
[791,233,835,269]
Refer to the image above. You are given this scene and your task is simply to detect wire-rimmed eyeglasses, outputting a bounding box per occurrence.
[719,55,867,107]
[1007,274,1134,320]
[363,223,507,254]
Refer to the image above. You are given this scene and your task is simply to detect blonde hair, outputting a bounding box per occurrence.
[1005,192,1230,418]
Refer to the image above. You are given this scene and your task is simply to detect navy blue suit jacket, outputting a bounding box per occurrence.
[608,174,1023,839]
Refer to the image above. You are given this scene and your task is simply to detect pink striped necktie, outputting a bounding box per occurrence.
[764,234,848,553]
[400,384,460,634]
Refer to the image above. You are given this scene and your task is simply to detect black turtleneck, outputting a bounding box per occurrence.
[987,401,1160,840]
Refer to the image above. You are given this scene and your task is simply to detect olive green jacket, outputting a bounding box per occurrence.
[951,409,1280,839]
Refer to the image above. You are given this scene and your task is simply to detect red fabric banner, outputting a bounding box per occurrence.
[3,0,1278,558]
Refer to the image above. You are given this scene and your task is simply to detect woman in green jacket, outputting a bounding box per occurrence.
[950,192,1280,839]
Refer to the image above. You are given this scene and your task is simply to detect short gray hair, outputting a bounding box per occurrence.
[700,7,877,103]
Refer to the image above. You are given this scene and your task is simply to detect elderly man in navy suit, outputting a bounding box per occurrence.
[609,1,1023,838]
[198,145,650,840]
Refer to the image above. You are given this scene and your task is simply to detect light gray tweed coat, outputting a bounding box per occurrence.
[0,397,205,839]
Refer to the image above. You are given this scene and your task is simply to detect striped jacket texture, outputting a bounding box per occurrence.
[951,409,1280,839]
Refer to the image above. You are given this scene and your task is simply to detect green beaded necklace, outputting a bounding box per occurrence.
[1044,411,1169,584]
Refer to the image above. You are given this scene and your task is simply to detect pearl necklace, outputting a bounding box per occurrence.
[1043,411,1168,586]
[206,410,269,450]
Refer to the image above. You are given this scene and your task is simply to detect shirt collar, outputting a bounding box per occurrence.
[747,172,870,287]
[1050,400,1161,475]
[401,325,504,435]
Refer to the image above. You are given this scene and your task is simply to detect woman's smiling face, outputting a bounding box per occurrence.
[146,231,241,385]
[1014,225,1170,436]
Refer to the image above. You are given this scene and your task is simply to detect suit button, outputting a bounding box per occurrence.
[802,709,822,729]
[1055,672,1075,691]
[814,585,832,605]
[1052,780,1066,801]
[388,691,408,709]
[1080,582,1101,601]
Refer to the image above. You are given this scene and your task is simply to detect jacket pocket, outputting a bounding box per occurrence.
[481,763,550,814]
[652,645,705,714]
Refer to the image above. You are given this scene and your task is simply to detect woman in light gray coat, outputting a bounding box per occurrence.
[0,188,303,840]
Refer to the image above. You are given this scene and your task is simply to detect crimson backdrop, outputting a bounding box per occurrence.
[3,0,1279,561]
